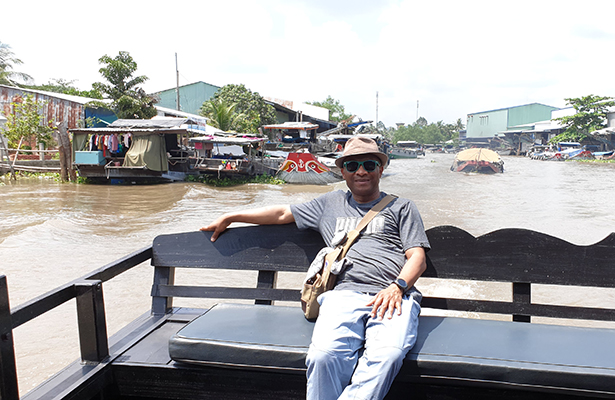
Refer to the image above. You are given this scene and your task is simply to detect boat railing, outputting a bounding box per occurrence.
[0,246,152,400]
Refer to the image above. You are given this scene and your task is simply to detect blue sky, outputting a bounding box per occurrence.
[2,0,615,127]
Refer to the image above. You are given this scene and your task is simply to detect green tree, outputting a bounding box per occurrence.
[89,51,157,119]
[306,96,353,122]
[26,78,102,99]
[3,94,55,148]
[0,41,33,86]
[200,98,245,131]
[550,95,615,144]
[393,117,465,146]
[201,84,276,133]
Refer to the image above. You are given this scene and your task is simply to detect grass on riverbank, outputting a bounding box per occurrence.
[1,171,62,184]
[2,172,286,186]
[185,173,285,186]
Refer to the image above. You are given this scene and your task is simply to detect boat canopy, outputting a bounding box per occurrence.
[455,148,502,162]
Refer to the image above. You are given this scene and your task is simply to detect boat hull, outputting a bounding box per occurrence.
[389,148,418,159]
[277,152,341,184]
[451,160,503,173]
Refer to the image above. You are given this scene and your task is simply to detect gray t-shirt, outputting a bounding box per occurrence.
[291,190,430,294]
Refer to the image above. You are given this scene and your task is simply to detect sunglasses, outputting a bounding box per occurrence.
[343,160,381,173]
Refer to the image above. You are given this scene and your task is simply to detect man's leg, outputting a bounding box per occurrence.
[306,291,367,400]
[339,295,421,400]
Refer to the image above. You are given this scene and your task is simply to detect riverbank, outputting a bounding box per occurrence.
[1,171,285,186]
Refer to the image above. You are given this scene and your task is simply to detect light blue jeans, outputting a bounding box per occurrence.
[306,290,421,400]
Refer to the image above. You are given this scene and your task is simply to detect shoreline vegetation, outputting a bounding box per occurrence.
[0,171,286,186]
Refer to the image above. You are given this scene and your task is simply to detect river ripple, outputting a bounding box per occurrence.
[2,152,615,393]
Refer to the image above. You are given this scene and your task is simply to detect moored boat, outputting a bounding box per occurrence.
[389,147,418,159]
[189,135,283,178]
[71,118,197,184]
[394,140,425,156]
[450,148,504,173]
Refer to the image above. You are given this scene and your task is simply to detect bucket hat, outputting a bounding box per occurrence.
[335,136,388,168]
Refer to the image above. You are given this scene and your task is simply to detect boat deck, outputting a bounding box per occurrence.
[25,306,593,400]
[8,225,615,400]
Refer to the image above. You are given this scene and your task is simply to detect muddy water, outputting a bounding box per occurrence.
[2,152,615,393]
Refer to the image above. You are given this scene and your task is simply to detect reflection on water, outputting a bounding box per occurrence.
[2,153,615,393]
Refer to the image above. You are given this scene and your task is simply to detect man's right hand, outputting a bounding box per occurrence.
[200,215,231,242]
[199,205,295,242]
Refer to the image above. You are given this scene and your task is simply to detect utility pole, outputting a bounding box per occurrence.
[376,91,379,128]
[175,53,180,111]
[416,100,419,122]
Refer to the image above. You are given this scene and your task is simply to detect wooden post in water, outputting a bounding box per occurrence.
[0,136,17,181]
[56,122,75,182]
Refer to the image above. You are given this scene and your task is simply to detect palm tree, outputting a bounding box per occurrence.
[88,51,157,119]
[200,98,244,132]
[0,42,33,86]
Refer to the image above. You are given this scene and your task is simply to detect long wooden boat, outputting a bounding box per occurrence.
[450,148,504,173]
[3,225,615,400]
[389,147,418,159]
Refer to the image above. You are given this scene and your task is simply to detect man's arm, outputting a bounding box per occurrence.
[367,246,427,320]
[200,205,295,242]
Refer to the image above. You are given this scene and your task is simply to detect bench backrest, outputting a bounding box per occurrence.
[151,225,615,322]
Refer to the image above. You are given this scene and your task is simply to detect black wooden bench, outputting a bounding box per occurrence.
[151,225,615,399]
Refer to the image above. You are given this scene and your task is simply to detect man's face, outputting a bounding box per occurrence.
[340,154,383,202]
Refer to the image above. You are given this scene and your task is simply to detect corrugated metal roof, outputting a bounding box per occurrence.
[109,118,190,129]
[155,106,208,125]
[467,102,560,116]
[189,135,263,145]
[262,121,319,130]
[0,84,106,105]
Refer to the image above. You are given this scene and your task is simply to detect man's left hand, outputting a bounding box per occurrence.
[366,284,403,320]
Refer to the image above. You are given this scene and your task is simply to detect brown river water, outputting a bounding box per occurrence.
[2,152,615,394]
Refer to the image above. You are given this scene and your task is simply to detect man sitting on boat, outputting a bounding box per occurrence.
[202,137,430,400]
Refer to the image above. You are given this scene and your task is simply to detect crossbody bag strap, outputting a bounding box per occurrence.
[339,194,397,259]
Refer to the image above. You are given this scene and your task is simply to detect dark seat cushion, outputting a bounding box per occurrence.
[169,303,615,395]
[404,316,615,395]
[169,303,314,371]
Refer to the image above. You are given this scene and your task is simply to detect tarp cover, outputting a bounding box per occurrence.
[123,134,168,171]
[455,148,501,162]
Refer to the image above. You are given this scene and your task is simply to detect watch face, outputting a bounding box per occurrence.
[396,278,407,290]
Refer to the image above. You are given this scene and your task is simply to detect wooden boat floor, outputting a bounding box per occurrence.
[23,306,606,400]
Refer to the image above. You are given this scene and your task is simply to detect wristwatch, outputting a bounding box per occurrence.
[394,278,408,293]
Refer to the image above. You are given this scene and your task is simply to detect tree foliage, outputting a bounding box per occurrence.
[3,94,55,147]
[200,84,276,133]
[393,118,464,145]
[89,51,157,119]
[0,42,33,86]
[306,95,353,122]
[25,78,102,99]
[550,95,615,144]
[200,98,246,132]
